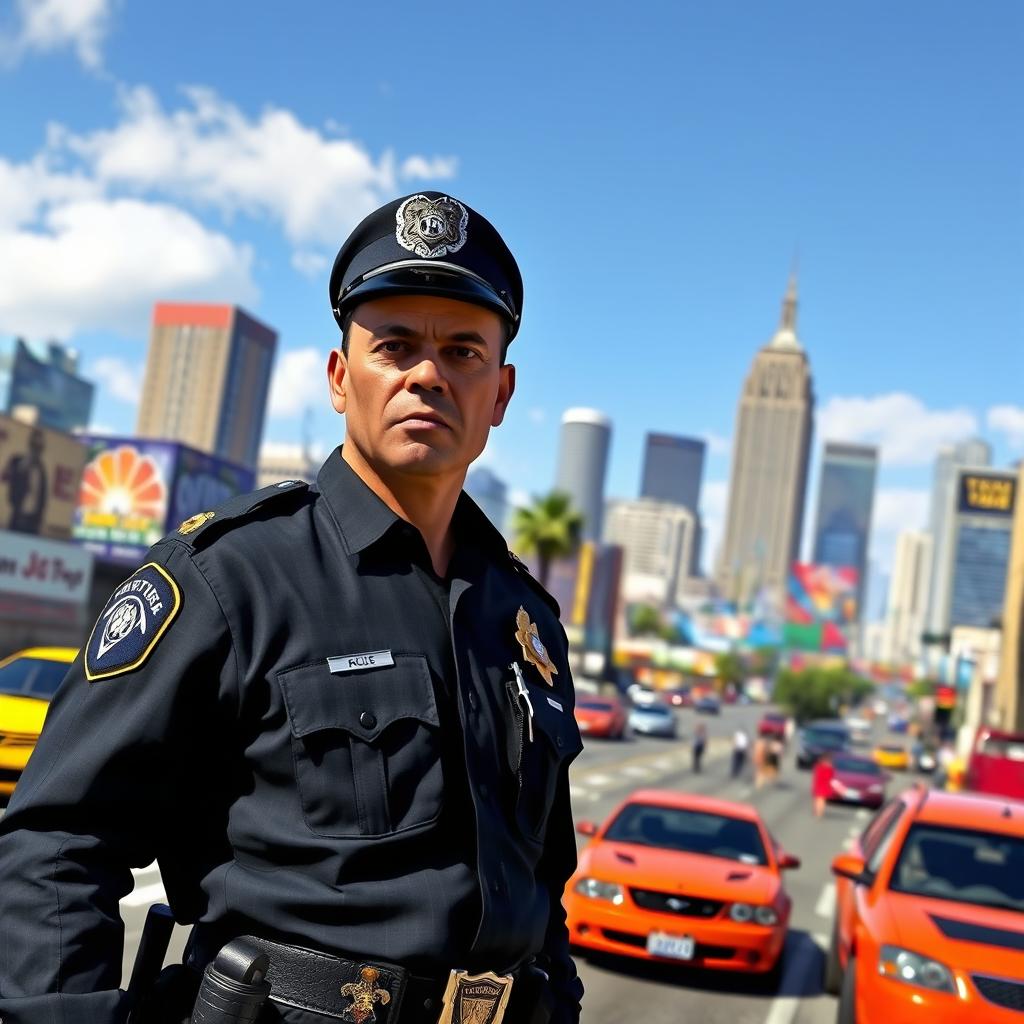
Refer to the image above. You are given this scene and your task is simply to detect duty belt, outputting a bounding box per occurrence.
[187,934,553,1024]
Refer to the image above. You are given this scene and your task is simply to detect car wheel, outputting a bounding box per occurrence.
[823,920,843,995]
[837,954,857,1024]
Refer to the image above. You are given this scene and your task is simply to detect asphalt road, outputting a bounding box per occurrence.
[96,702,915,1024]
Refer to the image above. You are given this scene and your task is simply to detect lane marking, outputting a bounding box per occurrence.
[122,881,167,907]
[855,808,869,821]
[623,765,656,778]
[763,931,829,1024]
[842,836,855,851]
[583,773,612,787]
[815,882,836,919]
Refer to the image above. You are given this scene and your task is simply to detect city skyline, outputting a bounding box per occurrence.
[1,2,1021,587]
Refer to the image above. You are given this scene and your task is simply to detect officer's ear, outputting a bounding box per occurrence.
[491,363,515,427]
[327,347,348,414]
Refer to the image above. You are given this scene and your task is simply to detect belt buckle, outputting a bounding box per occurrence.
[436,969,513,1024]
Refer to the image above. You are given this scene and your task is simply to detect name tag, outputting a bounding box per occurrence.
[547,697,563,712]
[327,650,394,673]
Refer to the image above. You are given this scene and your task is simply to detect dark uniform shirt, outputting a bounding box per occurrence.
[0,450,584,1024]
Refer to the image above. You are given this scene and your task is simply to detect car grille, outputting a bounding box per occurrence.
[973,975,1024,1012]
[601,929,736,960]
[629,889,723,918]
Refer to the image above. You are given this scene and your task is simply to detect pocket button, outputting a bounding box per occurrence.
[359,711,377,730]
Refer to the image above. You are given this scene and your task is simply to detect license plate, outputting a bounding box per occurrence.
[646,932,695,960]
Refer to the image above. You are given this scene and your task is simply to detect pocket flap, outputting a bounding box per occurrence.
[529,687,583,757]
[278,655,439,741]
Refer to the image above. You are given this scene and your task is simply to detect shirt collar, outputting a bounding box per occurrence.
[316,448,509,561]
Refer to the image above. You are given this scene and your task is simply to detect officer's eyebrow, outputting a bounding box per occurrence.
[370,323,420,339]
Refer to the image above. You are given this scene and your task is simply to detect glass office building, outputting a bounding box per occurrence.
[812,442,878,616]
[640,433,706,574]
[0,338,94,433]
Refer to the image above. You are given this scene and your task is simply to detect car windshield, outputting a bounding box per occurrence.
[604,802,767,865]
[977,736,1024,761]
[0,657,69,699]
[890,824,1024,914]
[880,745,904,754]
[764,714,785,723]
[577,700,615,711]
[804,728,846,748]
[833,755,882,775]
[635,704,671,717]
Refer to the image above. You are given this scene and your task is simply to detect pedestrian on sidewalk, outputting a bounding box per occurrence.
[764,737,783,785]
[812,751,835,817]
[731,727,749,778]
[752,735,768,789]
[692,722,708,773]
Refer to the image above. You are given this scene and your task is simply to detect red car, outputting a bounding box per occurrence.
[966,728,1024,800]
[574,696,627,739]
[758,712,788,740]
[827,752,889,809]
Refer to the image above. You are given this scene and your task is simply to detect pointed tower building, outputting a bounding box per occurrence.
[716,274,815,603]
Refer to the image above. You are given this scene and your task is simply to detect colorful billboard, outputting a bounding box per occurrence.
[0,414,88,540]
[73,436,255,564]
[784,562,858,652]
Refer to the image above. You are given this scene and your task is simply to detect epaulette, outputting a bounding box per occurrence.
[508,550,561,618]
[172,479,310,550]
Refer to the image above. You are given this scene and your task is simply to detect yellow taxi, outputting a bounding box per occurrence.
[874,743,911,772]
[0,647,77,796]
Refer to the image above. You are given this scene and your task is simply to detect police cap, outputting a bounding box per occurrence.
[329,192,523,342]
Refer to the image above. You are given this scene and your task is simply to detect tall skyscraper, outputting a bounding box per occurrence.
[716,274,814,602]
[555,408,611,541]
[604,498,696,608]
[812,442,878,617]
[882,530,933,667]
[640,433,706,574]
[926,438,993,639]
[136,303,277,470]
[465,466,509,535]
[0,338,94,433]
[944,468,1016,632]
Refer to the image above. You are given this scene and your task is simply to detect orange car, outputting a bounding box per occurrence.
[565,789,799,976]
[826,785,1024,1022]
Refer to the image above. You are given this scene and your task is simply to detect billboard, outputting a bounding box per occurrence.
[0,530,93,608]
[73,436,255,564]
[784,562,858,652]
[0,414,88,540]
[959,473,1015,518]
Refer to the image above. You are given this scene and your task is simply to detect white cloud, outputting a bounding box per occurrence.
[62,85,457,248]
[703,431,730,457]
[291,250,329,277]
[0,0,113,69]
[0,198,256,338]
[987,405,1024,451]
[0,198,255,336]
[817,393,978,466]
[89,355,142,404]
[269,347,325,417]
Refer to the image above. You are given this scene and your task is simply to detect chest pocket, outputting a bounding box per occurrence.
[508,678,583,843]
[278,655,443,839]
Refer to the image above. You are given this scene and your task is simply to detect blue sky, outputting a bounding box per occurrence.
[1,0,1021,582]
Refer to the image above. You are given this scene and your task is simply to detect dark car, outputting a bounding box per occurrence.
[694,695,721,715]
[795,721,850,769]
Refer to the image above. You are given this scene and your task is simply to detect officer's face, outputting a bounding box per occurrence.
[327,294,515,479]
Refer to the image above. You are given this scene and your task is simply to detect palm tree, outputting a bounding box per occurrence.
[511,491,584,587]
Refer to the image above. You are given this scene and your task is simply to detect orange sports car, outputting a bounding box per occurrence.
[826,785,1024,1022]
[565,789,799,976]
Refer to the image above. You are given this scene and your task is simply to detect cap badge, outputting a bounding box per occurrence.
[396,194,469,258]
[514,606,558,687]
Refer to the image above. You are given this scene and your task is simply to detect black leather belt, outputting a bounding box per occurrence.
[187,934,553,1024]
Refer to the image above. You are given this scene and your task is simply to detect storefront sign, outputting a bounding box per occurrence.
[0,529,94,605]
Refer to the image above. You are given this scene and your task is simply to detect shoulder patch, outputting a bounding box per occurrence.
[508,550,561,618]
[174,479,310,549]
[85,562,182,681]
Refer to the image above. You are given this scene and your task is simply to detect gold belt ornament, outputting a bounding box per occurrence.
[436,969,514,1024]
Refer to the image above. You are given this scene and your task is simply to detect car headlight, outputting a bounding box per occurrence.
[729,902,754,922]
[878,945,956,993]
[729,903,778,925]
[573,878,625,905]
[754,906,779,925]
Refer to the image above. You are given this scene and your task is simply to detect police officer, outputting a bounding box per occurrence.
[0,192,584,1024]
